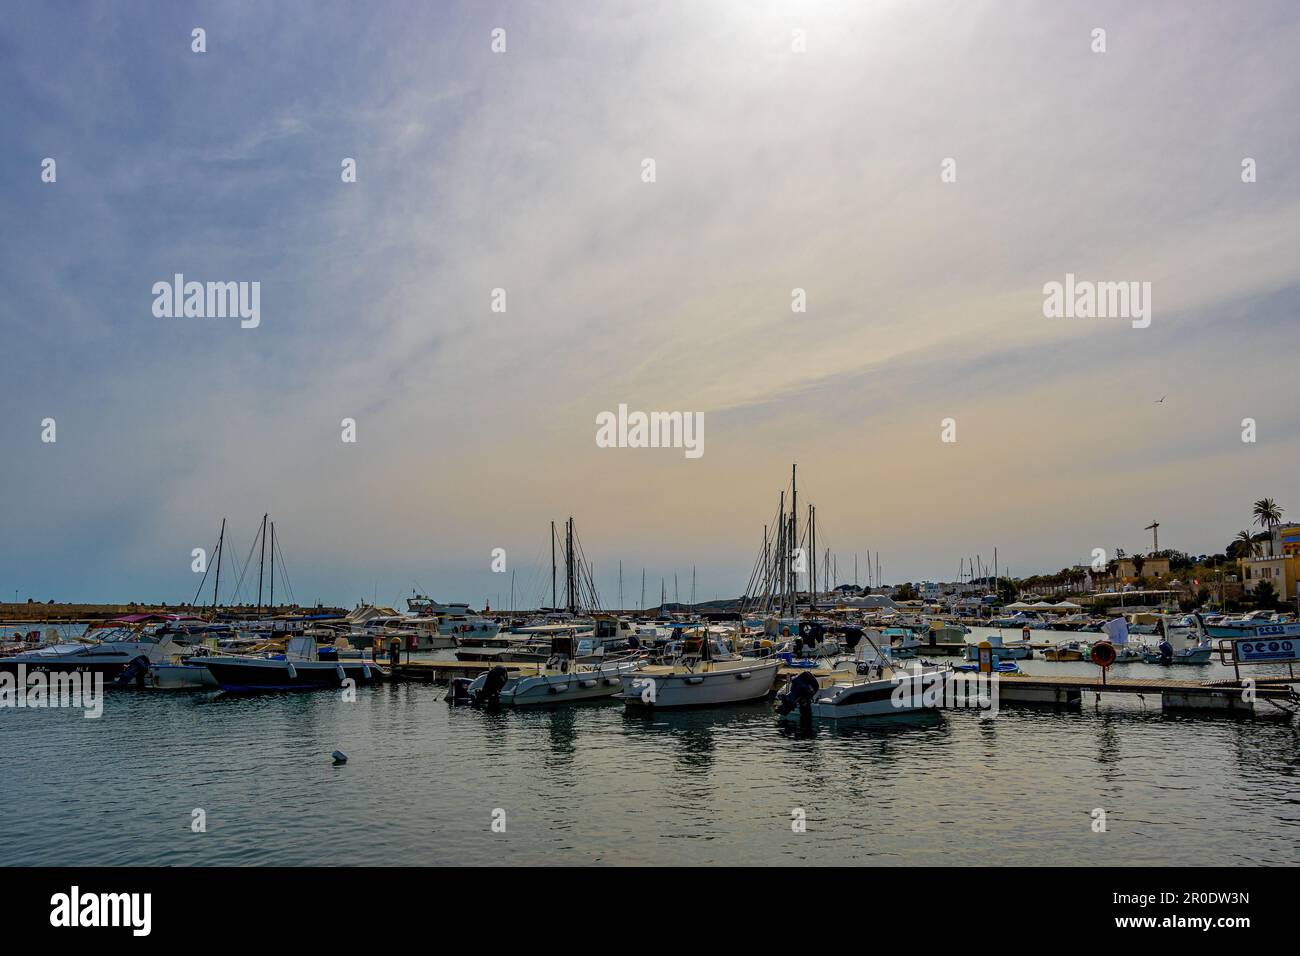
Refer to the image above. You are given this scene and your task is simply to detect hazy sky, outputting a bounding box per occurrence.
[2,1,1298,609]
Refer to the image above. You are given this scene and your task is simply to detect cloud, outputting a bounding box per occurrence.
[2,1,1298,602]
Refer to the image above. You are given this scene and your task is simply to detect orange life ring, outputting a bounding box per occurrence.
[1091,641,1116,668]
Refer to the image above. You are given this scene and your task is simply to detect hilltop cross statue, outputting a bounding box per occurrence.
[1144,520,1160,554]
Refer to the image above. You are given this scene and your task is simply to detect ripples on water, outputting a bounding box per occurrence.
[2,629,1298,865]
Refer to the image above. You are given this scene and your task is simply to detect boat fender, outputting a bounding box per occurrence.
[361,664,371,681]
[335,663,347,681]
[286,662,298,680]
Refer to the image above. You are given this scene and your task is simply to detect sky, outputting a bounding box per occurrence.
[2,1,1299,610]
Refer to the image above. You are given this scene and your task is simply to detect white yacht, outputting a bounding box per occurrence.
[776,630,954,720]
[456,634,642,706]
[0,624,186,680]
[618,630,779,709]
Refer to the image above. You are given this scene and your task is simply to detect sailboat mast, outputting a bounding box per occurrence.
[211,518,225,612]
[566,518,576,614]
[551,521,557,611]
[269,521,275,611]
[257,513,267,612]
[790,464,797,614]
[810,504,817,605]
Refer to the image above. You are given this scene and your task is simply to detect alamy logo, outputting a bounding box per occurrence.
[152,274,260,328]
[1042,272,1151,329]
[595,404,704,459]
[50,886,151,936]
[0,666,103,718]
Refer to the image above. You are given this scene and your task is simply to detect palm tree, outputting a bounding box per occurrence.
[1253,499,1284,556]
[1236,530,1261,558]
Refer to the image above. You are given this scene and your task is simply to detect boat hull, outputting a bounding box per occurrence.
[619,660,779,708]
[201,657,384,692]
[1206,622,1300,639]
[148,663,220,690]
[783,667,954,720]
[497,664,641,705]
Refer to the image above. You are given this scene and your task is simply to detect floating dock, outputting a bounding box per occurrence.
[992,673,1298,712]
[383,657,1297,714]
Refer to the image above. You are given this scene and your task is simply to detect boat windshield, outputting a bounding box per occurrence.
[98,627,156,644]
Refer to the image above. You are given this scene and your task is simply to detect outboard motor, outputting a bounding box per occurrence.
[447,677,476,705]
[1157,638,1174,666]
[799,620,823,645]
[777,670,820,718]
[474,665,510,707]
[113,654,151,689]
[841,626,863,652]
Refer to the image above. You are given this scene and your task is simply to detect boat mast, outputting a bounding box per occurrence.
[211,517,226,613]
[565,517,576,614]
[269,521,275,611]
[810,504,817,607]
[551,521,557,611]
[789,464,797,615]
[257,512,268,612]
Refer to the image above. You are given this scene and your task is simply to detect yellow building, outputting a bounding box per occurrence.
[1117,556,1171,584]
[1238,554,1300,604]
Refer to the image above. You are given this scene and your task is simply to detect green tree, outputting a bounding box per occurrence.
[1253,498,1284,556]
[1233,530,1260,559]
[1252,579,1280,609]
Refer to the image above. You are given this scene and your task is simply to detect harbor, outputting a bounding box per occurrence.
[5,1,1299,899]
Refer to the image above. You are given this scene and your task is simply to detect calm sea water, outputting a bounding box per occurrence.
[3,627,1297,866]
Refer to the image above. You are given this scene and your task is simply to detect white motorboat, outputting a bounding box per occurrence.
[1139,614,1214,665]
[198,636,385,692]
[454,635,643,706]
[618,631,779,709]
[0,624,186,680]
[1205,611,1300,640]
[962,631,1032,661]
[776,630,954,720]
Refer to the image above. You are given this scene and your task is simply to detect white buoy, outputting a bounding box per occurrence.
[331,750,347,764]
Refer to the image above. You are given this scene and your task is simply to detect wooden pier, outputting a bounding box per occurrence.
[382,656,1298,715]
[990,673,1297,713]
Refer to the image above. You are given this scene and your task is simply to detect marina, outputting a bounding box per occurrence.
[5,1,1299,903]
